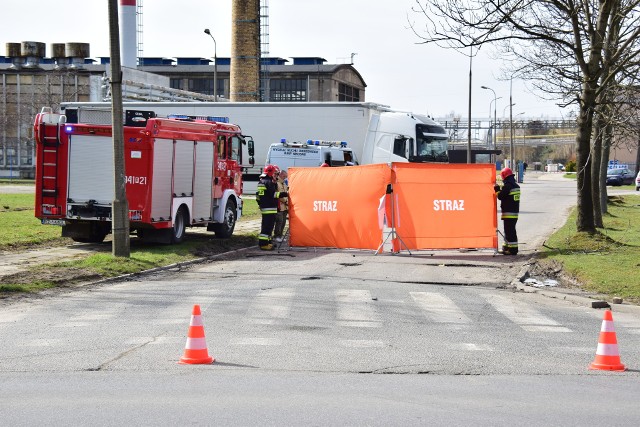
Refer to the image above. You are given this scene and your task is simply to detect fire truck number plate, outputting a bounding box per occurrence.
[41,219,66,226]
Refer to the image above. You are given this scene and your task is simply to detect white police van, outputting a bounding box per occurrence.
[265,139,359,172]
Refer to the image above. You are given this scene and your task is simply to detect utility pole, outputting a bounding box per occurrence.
[467,47,472,163]
[108,0,130,257]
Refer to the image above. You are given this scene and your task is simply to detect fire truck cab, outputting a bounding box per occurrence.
[33,108,250,244]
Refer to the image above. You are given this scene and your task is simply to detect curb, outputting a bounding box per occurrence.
[511,262,640,314]
[79,245,256,288]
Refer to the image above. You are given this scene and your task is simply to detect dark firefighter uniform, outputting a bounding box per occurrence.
[256,165,288,250]
[495,168,520,255]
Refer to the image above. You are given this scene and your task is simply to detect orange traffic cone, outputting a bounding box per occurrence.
[589,310,625,371]
[179,304,214,365]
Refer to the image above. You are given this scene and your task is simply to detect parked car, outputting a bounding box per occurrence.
[606,168,635,186]
[636,171,640,191]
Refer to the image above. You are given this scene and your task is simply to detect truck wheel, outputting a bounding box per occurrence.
[211,200,237,238]
[70,224,108,243]
[172,206,188,244]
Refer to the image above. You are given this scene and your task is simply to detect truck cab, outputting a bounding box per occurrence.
[366,112,449,164]
[265,139,359,171]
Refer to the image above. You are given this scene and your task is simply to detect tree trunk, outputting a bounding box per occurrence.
[575,87,597,233]
[591,111,604,227]
[600,133,611,215]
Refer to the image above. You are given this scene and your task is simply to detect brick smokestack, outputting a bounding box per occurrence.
[230,0,260,102]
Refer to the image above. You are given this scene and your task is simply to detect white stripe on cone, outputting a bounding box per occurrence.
[185,337,208,349]
[596,343,620,356]
[190,316,203,327]
[600,320,615,332]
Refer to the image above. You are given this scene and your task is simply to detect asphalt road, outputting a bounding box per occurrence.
[1,173,640,425]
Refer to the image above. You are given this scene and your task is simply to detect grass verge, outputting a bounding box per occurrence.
[537,195,640,303]
[0,179,33,185]
[0,234,257,293]
[0,190,261,294]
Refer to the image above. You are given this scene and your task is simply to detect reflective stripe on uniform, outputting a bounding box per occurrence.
[501,212,519,219]
[261,208,277,214]
[258,234,271,241]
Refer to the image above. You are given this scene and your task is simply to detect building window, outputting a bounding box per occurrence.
[216,79,224,98]
[270,79,307,102]
[188,78,214,95]
[338,83,360,102]
[21,147,32,166]
[170,78,183,90]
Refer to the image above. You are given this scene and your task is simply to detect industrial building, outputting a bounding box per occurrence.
[0,43,366,178]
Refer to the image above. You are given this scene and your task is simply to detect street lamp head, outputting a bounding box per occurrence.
[204,28,210,35]
[481,85,489,89]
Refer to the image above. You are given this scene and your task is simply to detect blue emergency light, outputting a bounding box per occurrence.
[199,116,229,123]
[65,125,73,133]
[306,139,313,145]
[167,114,229,123]
[281,138,287,144]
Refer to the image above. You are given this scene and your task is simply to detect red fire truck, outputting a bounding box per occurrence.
[33,107,254,244]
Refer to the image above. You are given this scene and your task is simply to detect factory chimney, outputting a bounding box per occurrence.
[119,0,137,68]
[230,0,260,102]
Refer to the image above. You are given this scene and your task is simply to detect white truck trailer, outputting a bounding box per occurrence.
[60,102,449,180]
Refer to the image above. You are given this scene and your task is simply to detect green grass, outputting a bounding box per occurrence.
[0,232,258,293]
[539,195,640,303]
[0,193,35,209]
[242,197,260,219]
[0,185,261,293]
[0,193,67,248]
[0,179,34,185]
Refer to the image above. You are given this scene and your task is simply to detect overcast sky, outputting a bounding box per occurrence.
[3,0,568,120]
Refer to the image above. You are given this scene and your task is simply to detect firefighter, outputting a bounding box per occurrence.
[256,164,288,250]
[273,169,289,243]
[494,167,521,255]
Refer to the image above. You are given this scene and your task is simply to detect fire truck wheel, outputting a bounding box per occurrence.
[172,206,188,244]
[210,200,237,238]
[70,224,108,243]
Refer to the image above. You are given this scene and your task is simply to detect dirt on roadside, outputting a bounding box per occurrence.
[0,222,261,300]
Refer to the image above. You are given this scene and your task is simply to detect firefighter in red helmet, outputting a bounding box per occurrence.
[256,164,288,250]
[494,167,521,255]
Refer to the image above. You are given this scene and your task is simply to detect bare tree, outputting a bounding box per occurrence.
[409,0,640,233]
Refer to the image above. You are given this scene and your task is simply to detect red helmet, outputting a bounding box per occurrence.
[264,164,277,176]
[500,167,514,180]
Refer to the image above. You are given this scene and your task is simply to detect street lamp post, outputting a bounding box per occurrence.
[515,111,525,165]
[203,29,217,101]
[481,86,497,150]
[488,96,502,151]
